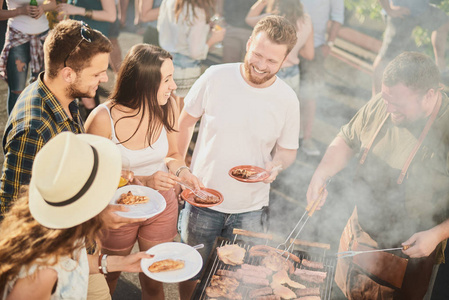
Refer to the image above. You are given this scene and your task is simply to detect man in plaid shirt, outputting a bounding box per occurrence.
[0,19,112,220]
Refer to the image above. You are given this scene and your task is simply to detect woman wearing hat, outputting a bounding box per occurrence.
[0,132,153,299]
[84,43,201,298]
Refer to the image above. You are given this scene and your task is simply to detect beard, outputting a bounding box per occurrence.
[67,81,96,99]
[243,59,277,86]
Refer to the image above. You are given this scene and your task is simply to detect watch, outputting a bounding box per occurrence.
[327,40,335,47]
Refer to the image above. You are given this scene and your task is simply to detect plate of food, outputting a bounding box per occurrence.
[229,165,269,183]
[180,188,223,208]
[141,242,203,283]
[110,185,166,219]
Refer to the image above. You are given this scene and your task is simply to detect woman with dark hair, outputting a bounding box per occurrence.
[84,43,201,299]
[0,132,151,300]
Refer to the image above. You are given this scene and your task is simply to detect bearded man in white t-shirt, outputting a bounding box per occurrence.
[176,15,300,299]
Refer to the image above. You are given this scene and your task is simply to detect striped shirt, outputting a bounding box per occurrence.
[0,73,84,218]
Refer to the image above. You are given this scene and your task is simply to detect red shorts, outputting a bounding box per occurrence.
[101,189,178,251]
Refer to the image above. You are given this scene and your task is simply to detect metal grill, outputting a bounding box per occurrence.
[192,237,337,300]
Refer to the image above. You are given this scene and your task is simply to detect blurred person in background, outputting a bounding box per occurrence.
[307,52,449,299]
[372,0,449,96]
[299,0,344,156]
[136,0,162,46]
[0,132,152,300]
[177,16,300,299]
[157,0,225,110]
[0,0,56,115]
[246,0,314,136]
[218,0,255,63]
[85,43,201,300]
[57,0,119,118]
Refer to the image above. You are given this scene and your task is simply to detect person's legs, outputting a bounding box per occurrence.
[6,42,30,114]
[179,204,226,299]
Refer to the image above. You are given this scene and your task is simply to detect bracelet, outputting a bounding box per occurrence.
[98,254,103,274]
[175,166,190,177]
[100,254,108,275]
[84,9,93,19]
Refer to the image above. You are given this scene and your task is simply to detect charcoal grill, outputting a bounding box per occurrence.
[192,230,337,300]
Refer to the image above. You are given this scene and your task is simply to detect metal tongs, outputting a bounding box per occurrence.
[276,177,332,256]
[336,245,410,259]
[173,179,208,200]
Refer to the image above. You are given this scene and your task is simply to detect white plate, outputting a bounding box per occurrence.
[110,185,166,219]
[141,242,203,283]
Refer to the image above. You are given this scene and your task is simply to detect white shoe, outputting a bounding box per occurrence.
[301,139,320,156]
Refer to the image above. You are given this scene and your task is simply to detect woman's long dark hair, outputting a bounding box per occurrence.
[267,0,304,25]
[109,44,176,146]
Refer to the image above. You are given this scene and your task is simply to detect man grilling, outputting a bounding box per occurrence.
[307,51,449,299]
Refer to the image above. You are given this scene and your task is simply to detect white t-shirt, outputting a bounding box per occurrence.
[157,0,210,60]
[184,63,300,213]
[7,0,49,35]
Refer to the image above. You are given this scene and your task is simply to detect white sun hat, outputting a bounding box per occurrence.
[29,131,121,229]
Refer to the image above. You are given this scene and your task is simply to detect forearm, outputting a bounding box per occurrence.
[271,146,297,170]
[326,20,341,44]
[313,136,354,180]
[0,7,27,20]
[430,219,449,243]
[245,0,267,27]
[42,0,56,12]
[139,7,159,23]
[177,111,199,159]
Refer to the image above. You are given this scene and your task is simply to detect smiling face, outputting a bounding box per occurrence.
[381,83,430,125]
[67,53,109,99]
[242,32,288,88]
[156,59,177,106]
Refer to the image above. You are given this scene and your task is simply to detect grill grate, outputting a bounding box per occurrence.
[193,237,337,300]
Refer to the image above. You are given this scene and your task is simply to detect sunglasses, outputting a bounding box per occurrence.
[63,21,93,68]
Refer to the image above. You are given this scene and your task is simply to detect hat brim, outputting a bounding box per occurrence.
[29,134,121,229]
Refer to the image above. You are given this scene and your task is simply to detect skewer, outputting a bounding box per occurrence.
[276,178,331,258]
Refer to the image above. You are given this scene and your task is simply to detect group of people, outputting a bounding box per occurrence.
[0,1,449,300]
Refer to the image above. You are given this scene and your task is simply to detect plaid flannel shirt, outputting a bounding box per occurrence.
[0,27,48,80]
[0,73,84,219]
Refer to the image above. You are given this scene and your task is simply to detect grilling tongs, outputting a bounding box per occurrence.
[336,245,411,259]
[276,177,332,256]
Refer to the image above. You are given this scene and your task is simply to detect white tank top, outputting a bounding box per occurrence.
[99,104,169,176]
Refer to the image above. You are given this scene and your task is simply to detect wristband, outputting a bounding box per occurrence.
[100,254,108,274]
[175,166,190,177]
[84,9,93,19]
[98,254,103,274]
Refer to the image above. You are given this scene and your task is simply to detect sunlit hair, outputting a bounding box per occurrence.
[175,0,216,24]
[44,19,112,78]
[266,0,305,26]
[252,15,298,55]
[0,186,104,294]
[109,44,176,146]
[383,52,440,94]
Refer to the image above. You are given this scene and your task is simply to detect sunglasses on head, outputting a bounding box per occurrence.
[63,21,93,68]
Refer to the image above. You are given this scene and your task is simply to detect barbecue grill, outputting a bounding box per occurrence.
[192,229,337,299]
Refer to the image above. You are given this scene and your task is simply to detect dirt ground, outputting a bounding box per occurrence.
[0,27,374,299]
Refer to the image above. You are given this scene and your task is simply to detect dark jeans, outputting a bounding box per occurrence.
[6,41,42,114]
[431,240,449,299]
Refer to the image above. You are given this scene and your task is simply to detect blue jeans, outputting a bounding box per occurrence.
[179,203,267,280]
[6,40,43,114]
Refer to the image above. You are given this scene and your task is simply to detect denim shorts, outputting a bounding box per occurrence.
[179,203,267,280]
[277,65,300,98]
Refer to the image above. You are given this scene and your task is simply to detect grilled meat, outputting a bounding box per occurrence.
[206,275,241,299]
[249,245,301,264]
[253,296,281,300]
[260,251,295,274]
[248,287,273,298]
[293,296,321,300]
[242,275,270,286]
[295,287,321,297]
[231,168,257,179]
[271,283,297,299]
[194,194,220,204]
[117,191,149,205]
[294,269,327,284]
[148,259,184,273]
[217,244,246,266]
[241,263,273,276]
[216,268,268,280]
[272,270,305,289]
[301,259,324,270]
